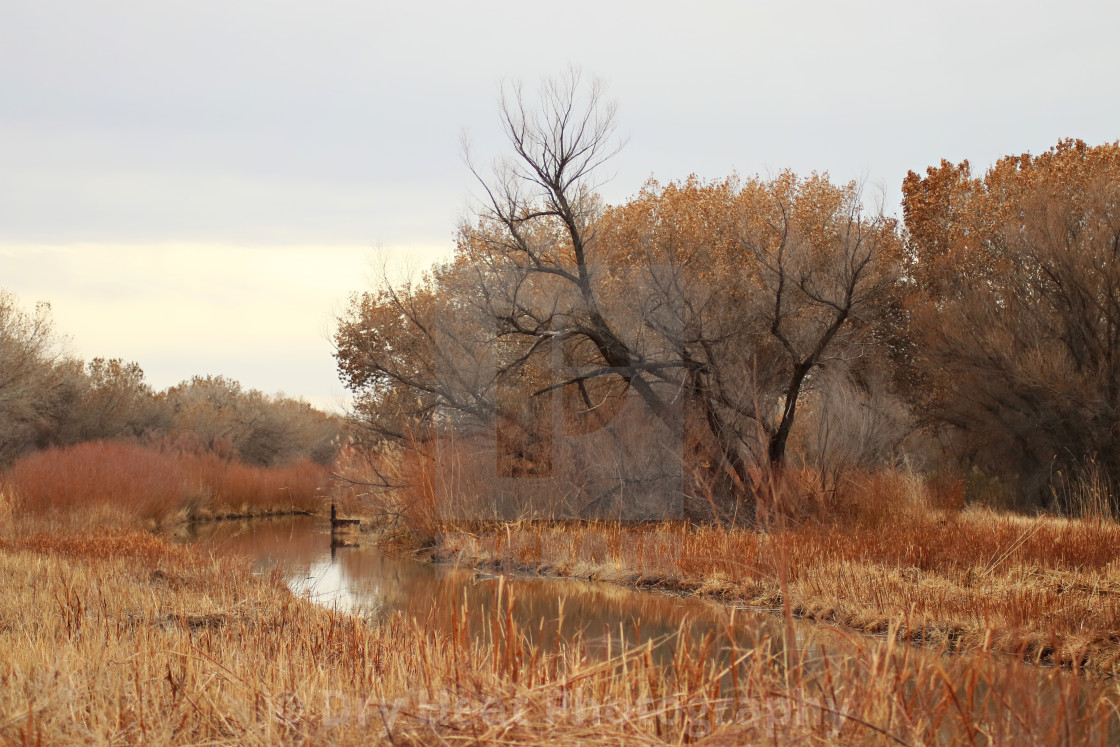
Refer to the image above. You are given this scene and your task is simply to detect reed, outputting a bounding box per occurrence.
[371,449,1120,676]
[1,529,1114,745]
[8,437,1118,743]
[432,507,1120,678]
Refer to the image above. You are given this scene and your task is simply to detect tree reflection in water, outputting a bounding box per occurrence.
[186,515,818,670]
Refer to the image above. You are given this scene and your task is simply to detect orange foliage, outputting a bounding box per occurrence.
[4,440,329,525]
[903,138,1120,295]
[902,139,1120,506]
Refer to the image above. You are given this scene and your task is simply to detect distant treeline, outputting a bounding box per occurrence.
[0,291,340,470]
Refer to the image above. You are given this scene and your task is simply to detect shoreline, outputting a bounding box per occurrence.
[413,515,1120,678]
[180,507,317,524]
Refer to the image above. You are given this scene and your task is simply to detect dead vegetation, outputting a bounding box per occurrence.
[1,440,329,530]
[420,471,1120,678]
[1,527,1117,745]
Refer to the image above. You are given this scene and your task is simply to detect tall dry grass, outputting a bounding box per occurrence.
[383,453,1120,677]
[1,530,1115,745]
[435,507,1120,676]
[339,431,1120,672]
[2,440,329,529]
[336,432,968,542]
[331,434,502,541]
[177,448,328,520]
[1052,457,1116,522]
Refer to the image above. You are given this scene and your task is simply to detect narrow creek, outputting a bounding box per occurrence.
[181,515,827,667]
[180,513,1117,732]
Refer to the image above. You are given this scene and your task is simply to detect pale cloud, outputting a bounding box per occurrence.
[0,243,453,409]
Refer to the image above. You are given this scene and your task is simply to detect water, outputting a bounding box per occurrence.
[182,515,816,665]
[179,515,1120,741]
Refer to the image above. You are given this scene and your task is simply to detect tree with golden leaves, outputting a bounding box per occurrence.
[337,71,904,522]
[903,139,1120,510]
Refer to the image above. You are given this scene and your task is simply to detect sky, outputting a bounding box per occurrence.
[2,1,1117,412]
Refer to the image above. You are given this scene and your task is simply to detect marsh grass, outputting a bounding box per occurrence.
[1,529,1116,745]
[373,454,1120,677]
[7,438,1120,743]
[433,508,1120,678]
[2,440,329,529]
[342,430,1120,676]
[1053,458,1116,523]
[333,434,1120,675]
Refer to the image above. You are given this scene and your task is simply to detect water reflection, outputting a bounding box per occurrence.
[184,515,813,665]
[180,516,1120,742]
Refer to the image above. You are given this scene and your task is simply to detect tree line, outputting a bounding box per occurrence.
[0,293,339,470]
[329,73,1119,521]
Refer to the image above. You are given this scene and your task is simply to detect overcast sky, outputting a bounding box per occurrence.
[2,1,1117,411]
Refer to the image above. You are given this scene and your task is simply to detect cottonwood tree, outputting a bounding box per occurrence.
[902,139,1120,510]
[597,174,903,505]
[335,270,500,442]
[64,358,171,442]
[163,375,340,466]
[336,71,903,521]
[0,292,70,465]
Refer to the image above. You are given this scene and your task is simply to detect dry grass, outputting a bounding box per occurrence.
[340,436,1120,676]
[433,507,1120,677]
[1,529,1116,745]
[178,448,329,520]
[7,439,1118,743]
[2,440,329,529]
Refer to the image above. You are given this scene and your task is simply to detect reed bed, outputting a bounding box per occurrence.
[433,509,1120,678]
[0,529,1116,745]
[5,438,1120,743]
[336,435,1120,676]
[1,440,329,529]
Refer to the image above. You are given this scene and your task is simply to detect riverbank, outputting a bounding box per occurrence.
[4,438,1120,744]
[426,508,1120,677]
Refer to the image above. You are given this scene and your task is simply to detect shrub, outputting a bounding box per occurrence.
[3,440,329,526]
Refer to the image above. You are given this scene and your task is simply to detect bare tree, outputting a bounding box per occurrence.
[738,179,901,465]
[460,69,684,430]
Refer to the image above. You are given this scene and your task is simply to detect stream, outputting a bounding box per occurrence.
[180,513,1118,736]
[182,515,824,666]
